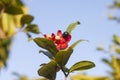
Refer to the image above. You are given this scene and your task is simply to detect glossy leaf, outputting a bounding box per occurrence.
[69,61,95,72]
[5,6,23,15]
[55,47,73,66]
[25,24,39,34]
[34,38,58,57]
[70,40,87,49]
[66,21,80,34]
[21,14,34,25]
[39,50,54,59]
[38,60,57,80]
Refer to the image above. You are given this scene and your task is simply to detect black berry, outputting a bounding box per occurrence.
[62,31,69,38]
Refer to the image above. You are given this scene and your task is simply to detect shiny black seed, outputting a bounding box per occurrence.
[62,31,69,38]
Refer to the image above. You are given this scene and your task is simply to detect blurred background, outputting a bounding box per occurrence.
[0,0,120,80]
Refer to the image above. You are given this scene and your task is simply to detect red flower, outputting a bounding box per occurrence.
[44,30,71,50]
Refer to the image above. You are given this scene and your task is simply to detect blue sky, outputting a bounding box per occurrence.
[1,0,120,80]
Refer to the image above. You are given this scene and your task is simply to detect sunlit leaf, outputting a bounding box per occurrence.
[38,60,57,80]
[39,50,54,59]
[66,21,80,34]
[116,58,120,66]
[55,47,73,66]
[20,76,28,80]
[21,14,34,26]
[34,38,58,57]
[113,35,120,45]
[69,61,95,72]
[70,40,87,49]
[71,74,110,80]
[0,60,5,68]
[24,24,39,34]
[112,56,120,73]
[0,38,11,68]
[0,47,8,60]
[115,48,120,54]
[108,14,116,20]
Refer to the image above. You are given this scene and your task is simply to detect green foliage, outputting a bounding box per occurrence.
[113,35,120,45]
[20,76,28,80]
[39,50,54,59]
[0,3,2,11]
[69,61,95,72]
[114,0,120,8]
[34,38,58,57]
[115,48,120,54]
[55,47,73,66]
[70,39,87,49]
[0,38,12,68]
[38,60,57,80]
[72,74,110,80]
[102,58,111,67]
[66,21,80,34]
[21,14,34,26]
[0,0,39,69]
[33,21,95,79]
[5,5,23,15]
[111,56,120,80]
[1,0,25,15]
[24,24,39,34]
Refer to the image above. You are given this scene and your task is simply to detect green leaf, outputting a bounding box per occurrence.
[55,47,73,66]
[69,61,95,72]
[1,0,11,4]
[115,1,120,8]
[21,14,34,25]
[112,56,120,75]
[0,3,2,11]
[5,5,23,15]
[20,76,28,80]
[116,59,120,66]
[38,60,57,80]
[24,24,39,34]
[15,0,24,6]
[34,38,58,57]
[63,66,69,72]
[113,35,120,45]
[66,21,80,34]
[39,50,54,59]
[102,58,111,67]
[70,40,87,49]
[115,48,120,54]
